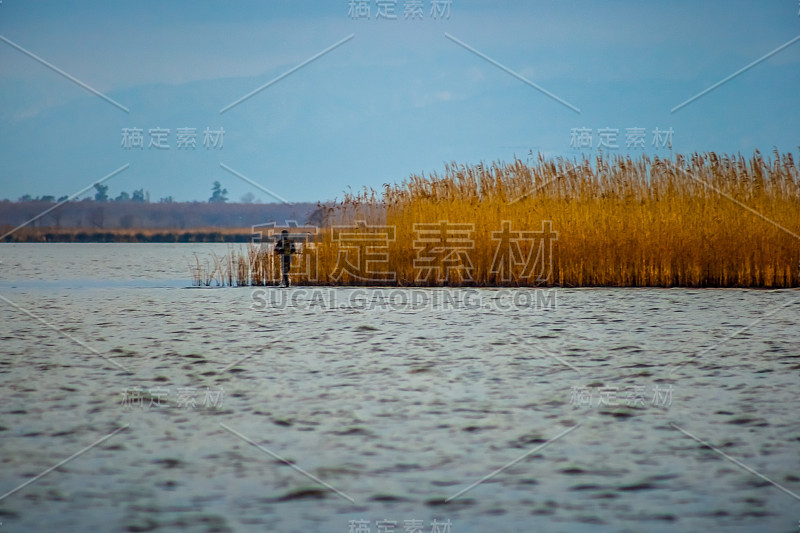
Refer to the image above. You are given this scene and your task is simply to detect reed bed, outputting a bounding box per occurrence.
[201,151,800,288]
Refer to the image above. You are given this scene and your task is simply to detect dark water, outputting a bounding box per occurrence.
[0,244,798,532]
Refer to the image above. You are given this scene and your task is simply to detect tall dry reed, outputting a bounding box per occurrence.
[207,151,800,288]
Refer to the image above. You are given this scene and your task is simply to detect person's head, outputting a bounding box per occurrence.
[281,230,288,237]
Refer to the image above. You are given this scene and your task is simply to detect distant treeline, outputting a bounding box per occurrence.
[0,200,320,231]
[14,180,230,204]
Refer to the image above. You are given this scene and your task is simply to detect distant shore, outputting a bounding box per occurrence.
[0,227,254,243]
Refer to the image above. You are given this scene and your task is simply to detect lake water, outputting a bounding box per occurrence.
[0,244,798,533]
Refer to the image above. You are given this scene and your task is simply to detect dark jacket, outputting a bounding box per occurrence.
[274,236,296,257]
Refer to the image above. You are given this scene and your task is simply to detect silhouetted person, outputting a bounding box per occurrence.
[274,230,296,287]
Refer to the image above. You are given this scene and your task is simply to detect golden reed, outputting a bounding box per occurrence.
[200,151,799,288]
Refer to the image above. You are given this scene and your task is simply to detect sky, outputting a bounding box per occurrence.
[0,0,798,203]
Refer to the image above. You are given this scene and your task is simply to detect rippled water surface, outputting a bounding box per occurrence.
[1,244,798,532]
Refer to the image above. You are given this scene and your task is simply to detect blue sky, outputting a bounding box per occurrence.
[1,0,798,203]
